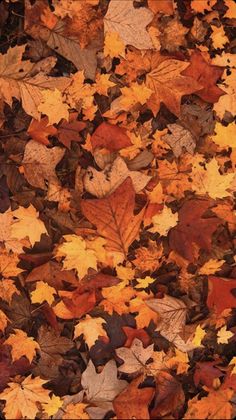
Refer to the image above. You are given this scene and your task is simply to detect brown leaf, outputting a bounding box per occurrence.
[57,114,86,149]
[25,261,78,290]
[182,50,225,103]
[113,376,155,419]
[194,361,224,388]
[81,178,145,257]
[91,122,132,151]
[169,199,221,262]
[151,371,185,418]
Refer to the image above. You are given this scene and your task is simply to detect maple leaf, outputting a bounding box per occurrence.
[207,276,236,316]
[224,0,236,18]
[116,338,154,375]
[191,0,217,13]
[182,50,225,103]
[55,234,97,279]
[133,241,163,272]
[62,402,89,419]
[146,55,202,116]
[91,122,131,151]
[81,360,127,417]
[74,315,108,348]
[26,260,78,290]
[104,31,125,58]
[31,281,57,305]
[4,329,39,363]
[42,395,63,417]
[151,371,185,418]
[95,73,116,96]
[135,276,156,289]
[109,82,152,114]
[104,0,154,50]
[148,205,178,236]
[11,205,48,246]
[191,157,235,199]
[27,117,57,146]
[0,250,23,278]
[169,199,221,262]
[148,0,174,15]
[22,140,65,190]
[211,122,236,149]
[0,279,20,304]
[0,45,70,120]
[199,259,225,275]
[81,178,145,258]
[162,123,196,157]
[192,325,207,347]
[113,376,155,420]
[0,310,9,333]
[217,326,234,344]
[194,360,224,388]
[38,88,69,125]
[84,156,151,198]
[0,375,51,419]
[184,388,234,419]
[57,114,86,148]
[0,211,29,254]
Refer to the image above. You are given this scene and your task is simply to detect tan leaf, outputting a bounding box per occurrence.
[74,315,107,348]
[116,338,154,375]
[11,205,48,246]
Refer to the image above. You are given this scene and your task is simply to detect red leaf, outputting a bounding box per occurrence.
[91,122,132,151]
[207,276,236,315]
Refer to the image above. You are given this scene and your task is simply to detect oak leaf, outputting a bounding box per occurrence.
[0,375,51,419]
[104,0,154,50]
[81,178,145,258]
[4,329,39,363]
[146,55,202,116]
[84,156,151,198]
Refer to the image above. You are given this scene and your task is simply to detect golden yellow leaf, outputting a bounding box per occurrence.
[211,25,228,49]
[11,205,48,247]
[199,259,224,275]
[56,234,97,279]
[211,122,236,149]
[101,282,135,315]
[0,375,50,419]
[129,297,158,328]
[104,31,125,58]
[0,250,23,278]
[217,326,234,344]
[166,349,190,375]
[74,315,107,348]
[31,281,57,305]
[95,73,116,96]
[135,276,156,289]
[4,329,39,363]
[192,325,206,347]
[148,206,178,236]
[38,88,69,125]
[42,395,63,417]
[184,388,233,420]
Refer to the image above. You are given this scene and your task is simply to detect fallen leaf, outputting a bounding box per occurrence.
[4,329,39,363]
[151,371,185,418]
[217,326,234,344]
[91,122,132,151]
[184,388,233,419]
[31,281,57,305]
[162,123,196,157]
[11,205,48,246]
[148,205,178,236]
[38,88,69,125]
[74,315,108,348]
[207,276,236,315]
[27,117,57,146]
[116,338,154,375]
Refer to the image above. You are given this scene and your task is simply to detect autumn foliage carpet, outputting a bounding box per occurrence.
[0,0,236,419]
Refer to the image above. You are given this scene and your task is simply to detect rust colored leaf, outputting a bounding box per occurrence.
[207,276,236,315]
[91,122,132,151]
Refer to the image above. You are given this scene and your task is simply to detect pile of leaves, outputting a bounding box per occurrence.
[0,0,236,418]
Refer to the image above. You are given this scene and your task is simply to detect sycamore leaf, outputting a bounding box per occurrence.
[217,326,234,344]
[55,235,97,279]
[37,88,69,125]
[0,375,51,419]
[116,338,154,375]
[4,329,39,363]
[146,55,202,116]
[81,359,128,404]
[11,205,48,246]
[104,0,154,50]
[84,156,151,198]
[81,178,145,258]
[74,315,108,348]
[31,281,57,305]
[22,140,65,190]
[148,205,178,236]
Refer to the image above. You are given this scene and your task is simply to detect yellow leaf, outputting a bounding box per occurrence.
[192,325,206,347]
[56,234,97,279]
[129,297,158,328]
[38,88,69,125]
[101,282,135,315]
[74,315,107,348]
[0,375,50,419]
[104,31,125,58]
[11,205,48,247]
[199,259,224,275]
[211,122,236,149]
[135,276,156,289]
[0,310,9,332]
[4,329,39,363]
[148,205,178,236]
[217,326,234,344]
[95,73,116,96]
[211,25,228,49]
[0,250,23,278]
[31,281,56,305]
[42,395,63,416]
